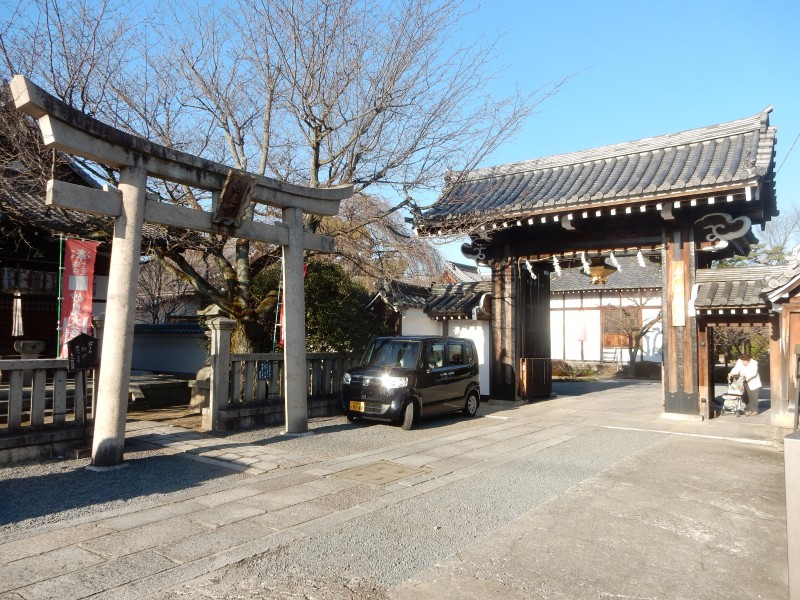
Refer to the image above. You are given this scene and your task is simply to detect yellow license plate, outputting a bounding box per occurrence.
[349,401,365,412]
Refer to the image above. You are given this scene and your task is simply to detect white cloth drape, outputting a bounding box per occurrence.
[12,291,23,337]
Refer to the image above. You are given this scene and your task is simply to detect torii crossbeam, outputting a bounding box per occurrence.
[11,75,353,467]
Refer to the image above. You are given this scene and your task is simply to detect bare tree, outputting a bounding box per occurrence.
[604,299,662,376]
[136,257,200,324]
[2,0,563,350]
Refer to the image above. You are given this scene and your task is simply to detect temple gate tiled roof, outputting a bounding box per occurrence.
[693,252,800,315]
[765,246,800,303]
[421,110,777,228]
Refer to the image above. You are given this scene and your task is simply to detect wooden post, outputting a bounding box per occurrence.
[90,166,147,467]
[697,322,710,419]
[490,258,517,400]
[662,223,699,416]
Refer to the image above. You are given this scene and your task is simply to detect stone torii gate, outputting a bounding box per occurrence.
[10,75,353,467]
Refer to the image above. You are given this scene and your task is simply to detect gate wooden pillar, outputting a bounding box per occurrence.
[663,221,700,416]
[490,258,518,400]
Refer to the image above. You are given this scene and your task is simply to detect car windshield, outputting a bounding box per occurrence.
[361,339,421,369]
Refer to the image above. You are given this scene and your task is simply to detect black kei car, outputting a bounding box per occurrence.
[342,336,481,430]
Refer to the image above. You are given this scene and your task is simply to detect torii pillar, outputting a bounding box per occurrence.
[11,75,353,466]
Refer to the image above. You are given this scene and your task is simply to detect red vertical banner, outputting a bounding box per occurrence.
[60,239,100,357]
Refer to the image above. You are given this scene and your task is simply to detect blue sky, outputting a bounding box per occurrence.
[437,0,800,262]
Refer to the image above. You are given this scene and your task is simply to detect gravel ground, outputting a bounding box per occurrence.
[215,411,493,460]
[155,427,666,600]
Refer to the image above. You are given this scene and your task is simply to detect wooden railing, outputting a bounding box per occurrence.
[0,358,93,442]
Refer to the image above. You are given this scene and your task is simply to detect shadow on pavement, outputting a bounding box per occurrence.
[552,379,656,396]
[0,449,234,526]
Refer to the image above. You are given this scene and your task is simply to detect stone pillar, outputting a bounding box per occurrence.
[90,166,147,467]
[203,314,235,432]
[282,206,308,433]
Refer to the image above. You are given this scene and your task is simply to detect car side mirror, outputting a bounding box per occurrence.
[427,361,436,372]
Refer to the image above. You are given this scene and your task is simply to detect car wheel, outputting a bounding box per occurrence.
[462,391,479,417]
[400,402,415,430]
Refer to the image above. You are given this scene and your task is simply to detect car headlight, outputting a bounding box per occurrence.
[380,375,408,389]
[343,373,351,385]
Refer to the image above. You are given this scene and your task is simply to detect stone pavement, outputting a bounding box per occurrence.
[0,380,790,599]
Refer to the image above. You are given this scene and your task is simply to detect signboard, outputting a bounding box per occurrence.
[257,361,273,381]
[67,333,99,372]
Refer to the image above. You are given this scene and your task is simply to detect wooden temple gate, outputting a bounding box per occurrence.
[418,109,779,420]
[11,75,352,466]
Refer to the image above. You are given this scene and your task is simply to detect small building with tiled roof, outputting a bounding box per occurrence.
[425,281,492,320]
[441,261,488,284]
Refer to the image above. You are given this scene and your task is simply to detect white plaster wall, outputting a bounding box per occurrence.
[583,309,603,361]
[550,310,564,360]
[401,308,442,336]
[450,321,490,397]
[554,308,603,362]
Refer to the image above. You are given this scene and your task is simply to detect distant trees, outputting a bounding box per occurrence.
[2,0,560,350]
[251,260,386,353]
[713,326,770,366]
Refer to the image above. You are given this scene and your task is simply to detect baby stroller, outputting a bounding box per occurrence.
[721,375,746,416]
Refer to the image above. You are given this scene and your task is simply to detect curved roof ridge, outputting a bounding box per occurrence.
[453,110,771,183]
